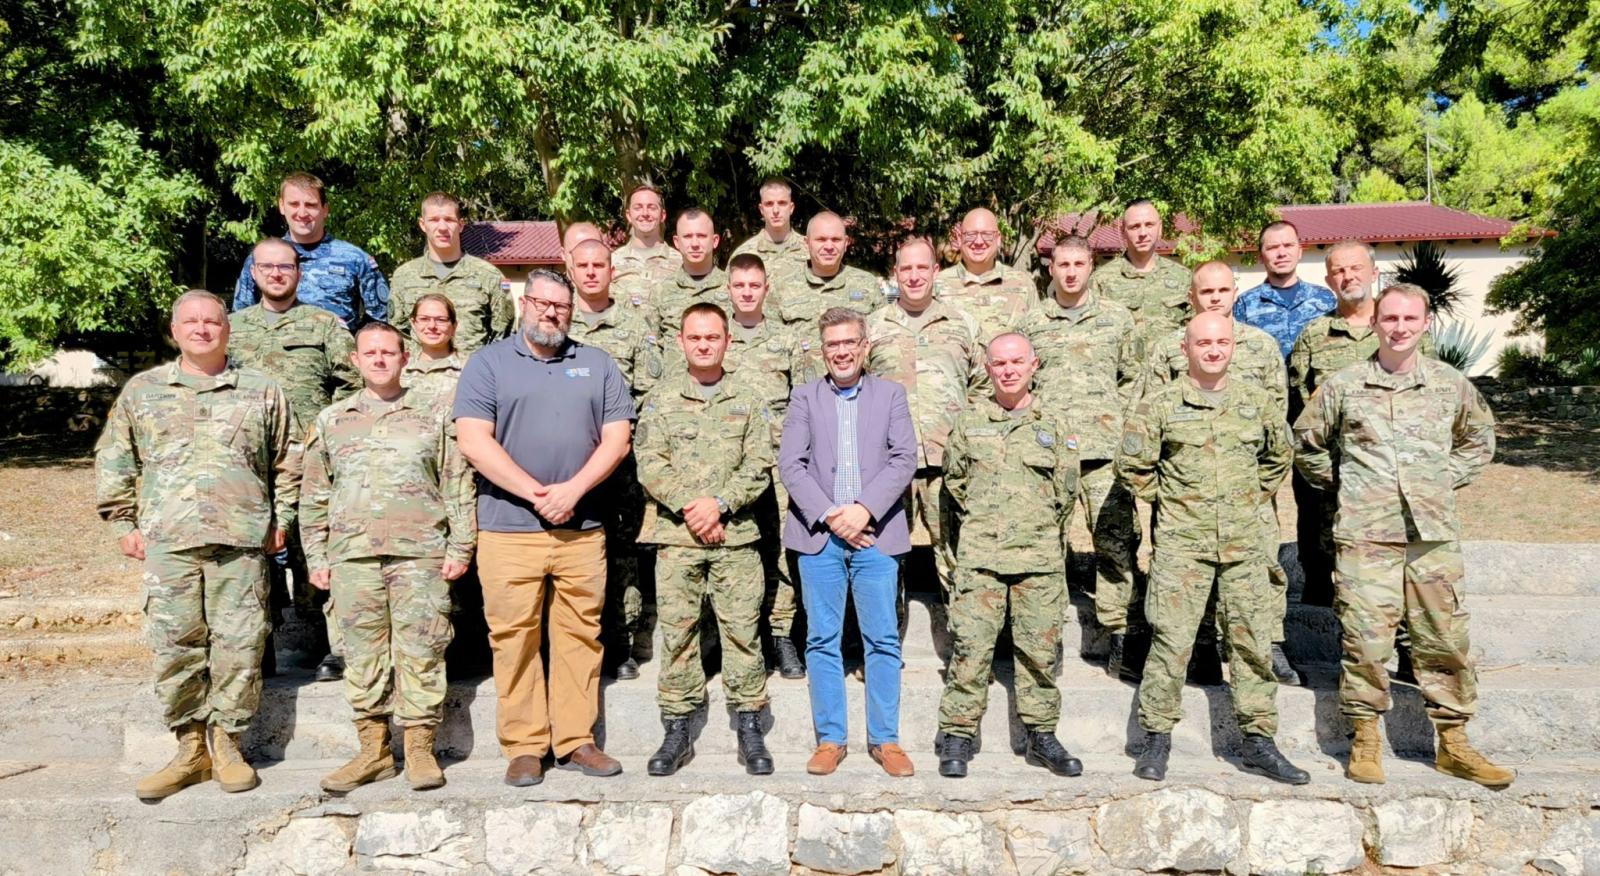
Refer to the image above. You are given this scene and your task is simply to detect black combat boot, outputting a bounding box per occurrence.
[1133,731,1171,781]
[1024,730,1083,777]
[1105,632,1127,679]
[647,718,694,777]
[735,712,774,775]
[774,637,806,679]
[1270,643,1302,686]
[315,654,344,683]
[1240,734,1310,785]
[937,733,974,778]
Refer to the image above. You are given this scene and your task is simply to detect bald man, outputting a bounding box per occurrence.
[934,208,1038,341]
[1116,312,1305,785]
[1086,199,1192,359]
[769,212,886,329]
[1137,261,1299,687]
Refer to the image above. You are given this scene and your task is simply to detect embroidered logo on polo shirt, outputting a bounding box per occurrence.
[566,368,591,378]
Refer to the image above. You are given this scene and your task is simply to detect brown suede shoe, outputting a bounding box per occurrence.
[869,743,915,777]
[504,755,544,787]
[559,743,622,777]
[806,743,847,776]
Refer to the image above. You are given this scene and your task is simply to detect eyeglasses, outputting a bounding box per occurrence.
[962,231,1000,244]
[413,316,454,326]
[522,297,573,315]
[822,338,863,352]
[255,262,299,275]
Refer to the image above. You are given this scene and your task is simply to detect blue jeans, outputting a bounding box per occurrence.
[797,535,903,746]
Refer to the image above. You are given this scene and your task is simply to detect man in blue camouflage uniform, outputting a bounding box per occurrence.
[1232,221,1335,358]
[233,171,390,327]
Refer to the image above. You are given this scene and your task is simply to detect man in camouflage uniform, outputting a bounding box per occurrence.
[299,322,476,794]
[636,303,776,777]
[1289,240,1435,608]
[935,333,1083,779]
[566,237,664,679]
[96,290,298,801]
[1139,261,1300,686]
[1087,199,1191,358]
[770,212,886,330]
[1023,235,1142,677]
[648,208,730,337]
[1116,312,1308,785]
[390,192,514,354]
[866,237,984,601]
[1294,283,1512,789]
[934,207,1038,341]
[719,253,810,678]
[229,237,360,682]
[611,184,683,306]
[731,178,808,279]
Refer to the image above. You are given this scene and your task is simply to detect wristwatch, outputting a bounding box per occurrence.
[714,496,730,516]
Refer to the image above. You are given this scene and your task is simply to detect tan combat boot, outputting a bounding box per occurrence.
[1435,725,1515,788]
[404,725,446,791]
[321,717,398,794]
[208,724,259,792]
[136,721,211,801]
[1346,718,1385,784]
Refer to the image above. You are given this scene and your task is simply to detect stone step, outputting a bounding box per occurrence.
[1458,541,1600,597]
[3,756,1598,876]
[1284,595,1600,668]
[0,630,146,668]
[0,596,140,631]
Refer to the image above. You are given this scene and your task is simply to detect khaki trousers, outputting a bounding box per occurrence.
[478,529,607,759]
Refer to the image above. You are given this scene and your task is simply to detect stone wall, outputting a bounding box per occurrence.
[1479,383,1600,424]
[0,387,118,439]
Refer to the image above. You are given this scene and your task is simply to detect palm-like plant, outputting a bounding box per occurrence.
[1395,241,1465,317]
[1432,319,1493,374]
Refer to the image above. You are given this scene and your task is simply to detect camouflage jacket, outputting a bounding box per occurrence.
[1287,312,1436,420]
[233,234,389,326]
[389,253,514,354]
[1293,355,1494,544]
[934,262,1038,342]
[943,397,1081,574]
[567,300,665,398]
[1023,292,1140,461]
[1139,320,1288,420]
[95,361,299,549]
[611,240,682,306]
[771,264,886,329]
[634,373,774,547]
[1086,255,1192,357]
[722,318,807,448]
[228,303,359,433]
[865,300,985,468]
[299,390,476,569]
[731,230,809,278]
[400,351,468,408]
[1117,379,1292,563]
[651,267,730,338]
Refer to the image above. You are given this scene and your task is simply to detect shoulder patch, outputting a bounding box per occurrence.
[1035,429,1055,448]
[1121,433,1143,455]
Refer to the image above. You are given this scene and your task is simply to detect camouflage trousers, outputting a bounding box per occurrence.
[143,544,270,733]
[602,462,647,637]
[756,470,801,637]
[1138,550,1278,736]
[1079,460,1140,631]
[655,545,770,716]
[907,469,957,600]
[330,556,455,726]
[938,567,1066,736]
[1335,539,1476,727]
[1261,499,1289,641]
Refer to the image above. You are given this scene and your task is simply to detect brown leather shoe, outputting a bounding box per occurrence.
[806,743,847,776]
[504,755,544,787]
[558,743,622,777]
[869,743,915,777]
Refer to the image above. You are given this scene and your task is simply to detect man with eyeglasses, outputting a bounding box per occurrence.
[934,208,1038,342]
[233,171,390,328]
[229,237,360,682]
[390,191,514,354]
[612,184,683,307]
[454,269,635,787]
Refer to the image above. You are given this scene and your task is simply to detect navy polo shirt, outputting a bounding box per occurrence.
[454,335,634,532]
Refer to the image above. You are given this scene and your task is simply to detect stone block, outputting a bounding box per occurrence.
[1373,798,1472,867]
[240,817,352,876]
[680,791,790,876]
[1005,809,1095,875]
[1245,800,1363,876]
[485,804,587,875]
[1096,789,1241,872]
[1533,811,1600,876]
[1472,801,1547,873]
[354,809,478,874]
[793,805,894,875]
[894,810,1009,876]
[0,817,107,876]
[103,817,248,875]
[588,803,675,876]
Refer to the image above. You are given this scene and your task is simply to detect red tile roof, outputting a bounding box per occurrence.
[1039,202,1546,257]
[462,220,564,266]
